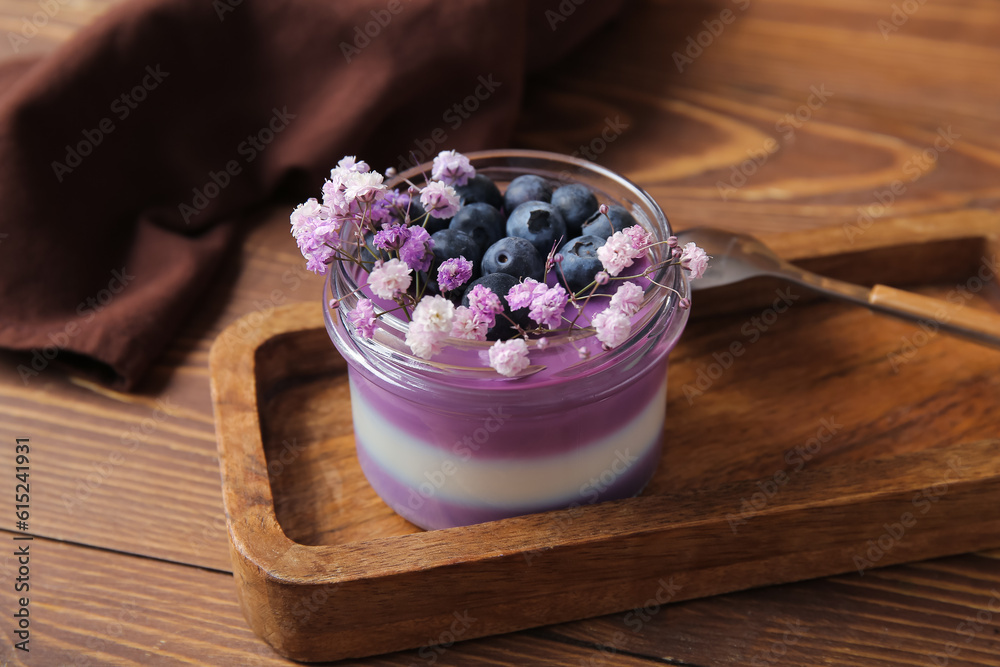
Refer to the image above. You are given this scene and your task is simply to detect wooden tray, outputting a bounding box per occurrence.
[209,210,1000,663]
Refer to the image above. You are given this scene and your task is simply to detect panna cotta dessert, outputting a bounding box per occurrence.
[301,150,700,530]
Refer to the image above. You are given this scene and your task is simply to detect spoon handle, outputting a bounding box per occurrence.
[868,284,1000,348]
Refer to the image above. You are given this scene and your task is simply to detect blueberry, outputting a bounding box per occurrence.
[482,237,544,281]
[461,273,532,340]
[581,205,637,240]
[456,174,503,210]
[449,203,505,255]
[551,183,599,237]
[503,175,553,214]
[558,235,606,292]
[506,201,567,256]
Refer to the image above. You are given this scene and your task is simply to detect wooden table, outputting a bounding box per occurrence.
[3,0,999,664]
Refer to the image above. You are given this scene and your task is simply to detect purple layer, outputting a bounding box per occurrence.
[349,357,667,460]
[355,431,664,531]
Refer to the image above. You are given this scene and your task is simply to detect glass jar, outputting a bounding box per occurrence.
[324,150,690,530]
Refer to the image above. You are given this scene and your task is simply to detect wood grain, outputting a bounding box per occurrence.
[0,531,668,667]
[210,211,1000,661]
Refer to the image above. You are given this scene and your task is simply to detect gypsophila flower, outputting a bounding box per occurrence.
[399,225,434,272]
[368,258,412,299]
[290,198,340,275]
[335,156,369,174]
[528,285,569,329]
[431,150,476,187]
[592,307,631,348]
[405,295,455,359]
[536,337,550,350]
[488,338,530,377]
[420,181,461,219]
[505,278,548,310]
[623,225,654,254]
[609,281,644,316]
[596,232,634,276]
[344,171,386,204]
[437,257,473,292]
[412,294,455,333]
[405,322,444,359]
[451,305,489,341]
[595,271,610,286]
[680,242,710,279]
[468,284,504,327]
[374,223,407,251]
[348,298,378,338]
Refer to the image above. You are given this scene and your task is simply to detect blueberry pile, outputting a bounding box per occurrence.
[414,173,638,339]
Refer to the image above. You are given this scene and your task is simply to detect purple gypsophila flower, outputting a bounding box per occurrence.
[505,278,548,311]
[528,284,569,330]
[399,225,434,272]
[373,223,407,251]
[431,150,476,187]
[420,181,461,219]
[467,284,504,327]
[367,258,412,299]
[347,298,378,338]
[680,242,710,280]
[609,281,644,316]
[488,338,530,377]
[437,257,473,292]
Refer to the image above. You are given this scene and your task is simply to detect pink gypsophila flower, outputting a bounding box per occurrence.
[488,338,530,377]
[405,295,455,359]
[347,298,378,338]
[592,307,631,349]
[431,150,476,187]
[405,322,445,359]
[437,257,473,292]
[290,198,340,275]
[528,285,569,329]
[367,258,412,299]
[609,281,644,316]
[399,225,434,272]
[680,242,710,280]
[623,225,654,254]
[335,155,369,174]
[596,232,635,276]
[505,278,548,311]
[467,284,504,327]
[451,305,489,341]
[420,181,461,219]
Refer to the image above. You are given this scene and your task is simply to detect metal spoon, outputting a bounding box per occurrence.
[676,227,1000,348]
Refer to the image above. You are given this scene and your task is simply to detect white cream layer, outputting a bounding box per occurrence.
[349,377,666,508]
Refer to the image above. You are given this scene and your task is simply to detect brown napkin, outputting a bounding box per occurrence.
[0,0,624,390]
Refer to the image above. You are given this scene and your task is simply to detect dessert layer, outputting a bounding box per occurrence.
[356,428,663,530]
[350,374,666,508]
[347,359,668,458]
